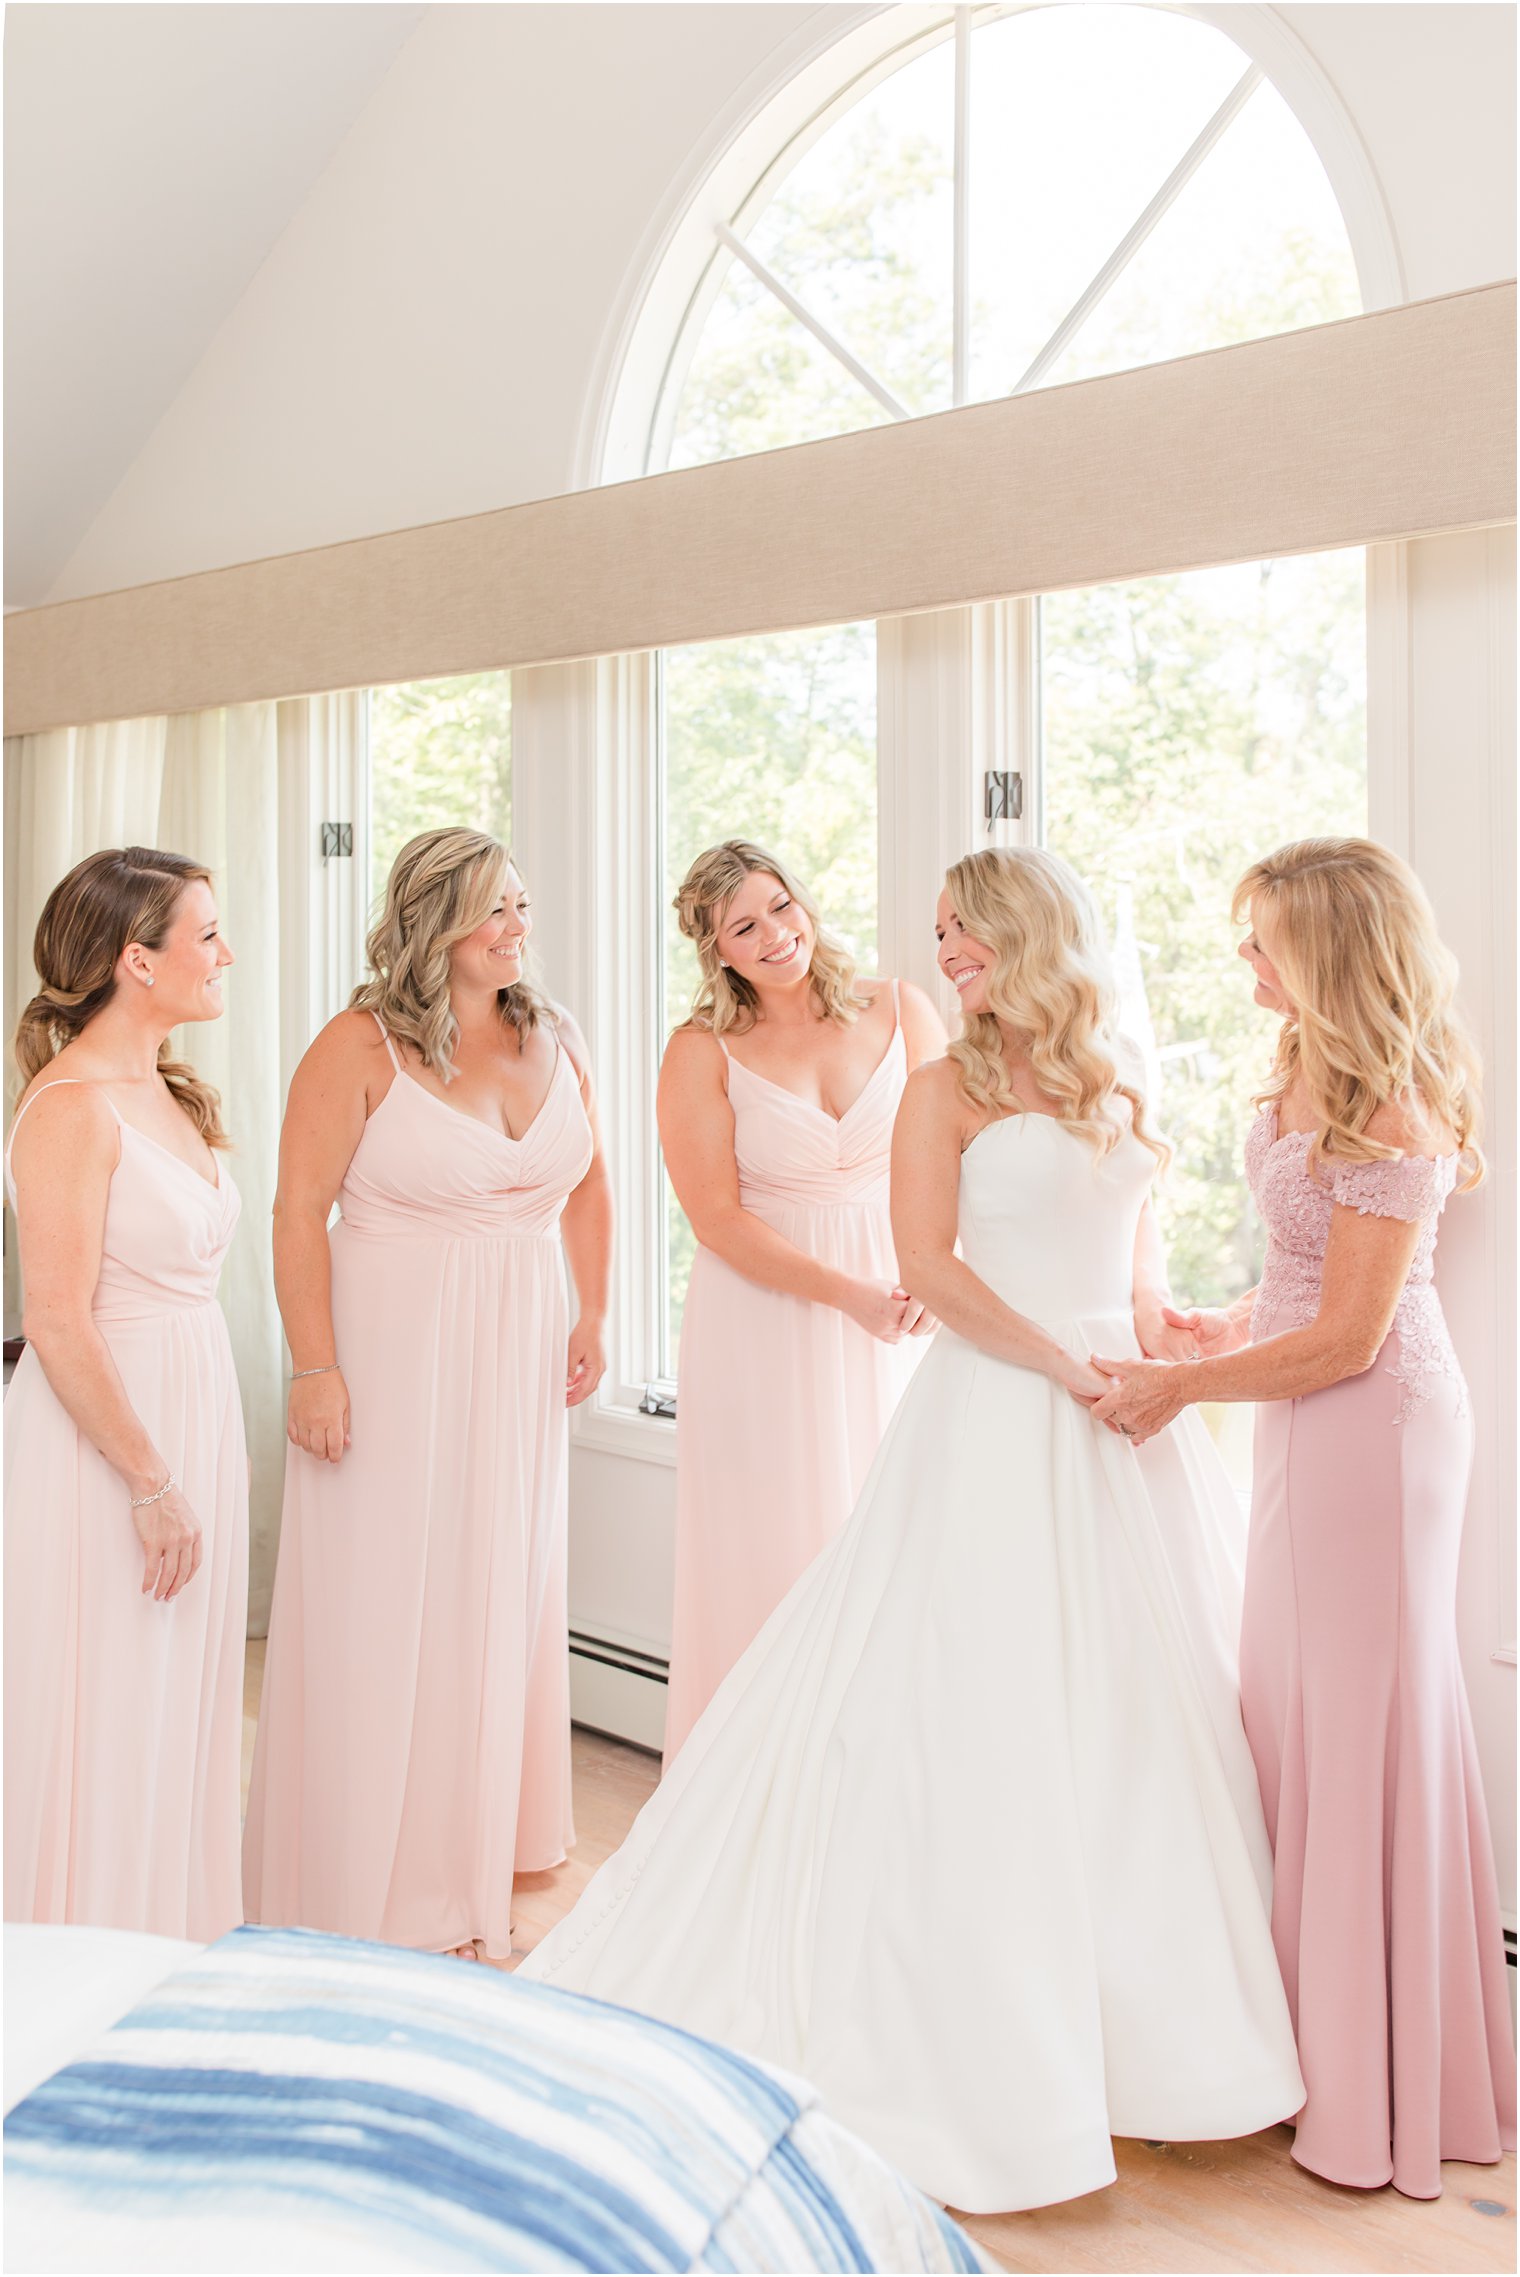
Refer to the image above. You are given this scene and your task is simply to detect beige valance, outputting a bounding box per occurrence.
[6,282,1514,737]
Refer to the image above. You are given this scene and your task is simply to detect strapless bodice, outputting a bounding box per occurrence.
[956,1108,1154,1329]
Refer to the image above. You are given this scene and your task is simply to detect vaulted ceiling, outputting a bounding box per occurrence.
[4,3,426,604]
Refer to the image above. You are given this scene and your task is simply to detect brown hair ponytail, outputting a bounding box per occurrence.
[16,847,230,1148]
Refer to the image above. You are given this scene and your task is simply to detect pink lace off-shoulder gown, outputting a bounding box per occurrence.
[1241,1105,1516,2197]
[663,985,922,1762]
[3,1083,248,1939]
[243,1019,593,1959]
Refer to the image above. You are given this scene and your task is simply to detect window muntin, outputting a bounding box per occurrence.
[585,1,1372,1447]
[662,3,1359,476]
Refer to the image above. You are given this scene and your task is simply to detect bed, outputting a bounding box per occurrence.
[4,1922,991,2273]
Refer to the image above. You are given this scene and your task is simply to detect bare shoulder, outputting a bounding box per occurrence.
[659,1027,730,1136]
[661,1023,725,1080]
[892,976,949,1058]
[8,1075,118,1181]
[1364,1092,1456,1159]
[551,1004,590,1080]
[900,1054,964,1126]
[289,1009,391,1108]
[310,1006,388,1066]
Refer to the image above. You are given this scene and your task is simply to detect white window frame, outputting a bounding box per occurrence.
[504,599,1036,1464]
[510,655,677,1465]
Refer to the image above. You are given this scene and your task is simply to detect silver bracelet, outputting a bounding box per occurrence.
[129,1475,175,1510]
[290,1363,339,1381]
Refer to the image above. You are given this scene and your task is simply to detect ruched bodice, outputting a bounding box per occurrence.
[956,1108,1153,1330]
[723,1024,905,1214]
[5,1100,240,1326]
[337,1044,592,1242]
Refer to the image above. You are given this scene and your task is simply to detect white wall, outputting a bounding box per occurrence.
[39,2,1517,602]
[1396,525,1517,1916]
[24,4,1516,1902]
[3,2,426,604]
[42,2,841,601]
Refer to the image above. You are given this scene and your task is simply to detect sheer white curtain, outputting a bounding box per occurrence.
[3,694,365,1627]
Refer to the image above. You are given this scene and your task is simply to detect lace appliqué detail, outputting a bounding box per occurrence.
[1330,1153,1444,1224]
[1382,1287,1469,1425]
[1245,1110,1466,1426]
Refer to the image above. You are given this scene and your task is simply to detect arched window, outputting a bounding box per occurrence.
[592,5,1372,1464]
[651,4,1361,474]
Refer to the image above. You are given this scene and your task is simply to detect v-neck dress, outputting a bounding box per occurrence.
[3,1082,248,1940]
[663,988,923,1762]
[243,1018,593,1959]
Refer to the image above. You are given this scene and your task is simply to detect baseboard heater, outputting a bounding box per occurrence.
[569,1629,667,1755]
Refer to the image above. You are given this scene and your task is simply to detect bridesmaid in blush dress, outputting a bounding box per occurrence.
[244,829,609,1962]
[5,848,247,1939]
[659,841,946,1762]
[1095,838,1515,2199]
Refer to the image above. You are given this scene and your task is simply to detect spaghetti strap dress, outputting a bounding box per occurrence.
[3,1081,248,1940]
[664,983,923,1761]
[244,1017,593,1960]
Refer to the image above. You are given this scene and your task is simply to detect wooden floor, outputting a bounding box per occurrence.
[241,1641,1514,2274]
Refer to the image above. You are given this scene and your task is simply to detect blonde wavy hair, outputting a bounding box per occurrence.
[944,846,1166,1164]
[352,828,556,1079]
[1234,837,1482,1185]
[675,839,868,1036]
[14,846,229,1146]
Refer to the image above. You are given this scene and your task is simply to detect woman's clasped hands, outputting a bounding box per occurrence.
[1089,1300,1250,1443]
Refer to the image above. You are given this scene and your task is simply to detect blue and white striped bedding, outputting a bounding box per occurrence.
[4,1925,990,2273]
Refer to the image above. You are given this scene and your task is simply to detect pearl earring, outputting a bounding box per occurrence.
[142,973,155,988]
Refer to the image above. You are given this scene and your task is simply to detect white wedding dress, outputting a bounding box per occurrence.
[522,1108,1304,2213]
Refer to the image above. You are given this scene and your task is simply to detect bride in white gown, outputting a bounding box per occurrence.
[522,848,1302,2214]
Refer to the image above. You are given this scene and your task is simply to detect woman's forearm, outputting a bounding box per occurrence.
[22,1313,167,1493]
[562,1168,613,1321]
[900,1250,1076,1381]
[1187,1316,1377,1404]
[272,1202,338,1371]
[692,1205,861,1311]
[1131,1202,1173,1317]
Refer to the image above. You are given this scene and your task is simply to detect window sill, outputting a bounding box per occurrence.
[571,1396,678,1469]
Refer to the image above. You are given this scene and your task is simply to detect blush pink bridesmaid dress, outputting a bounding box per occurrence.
[243,1018,592,1960]
[663,984,922,1762]
[3,1083,248,1940]
[1241,1106,1516,2197]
